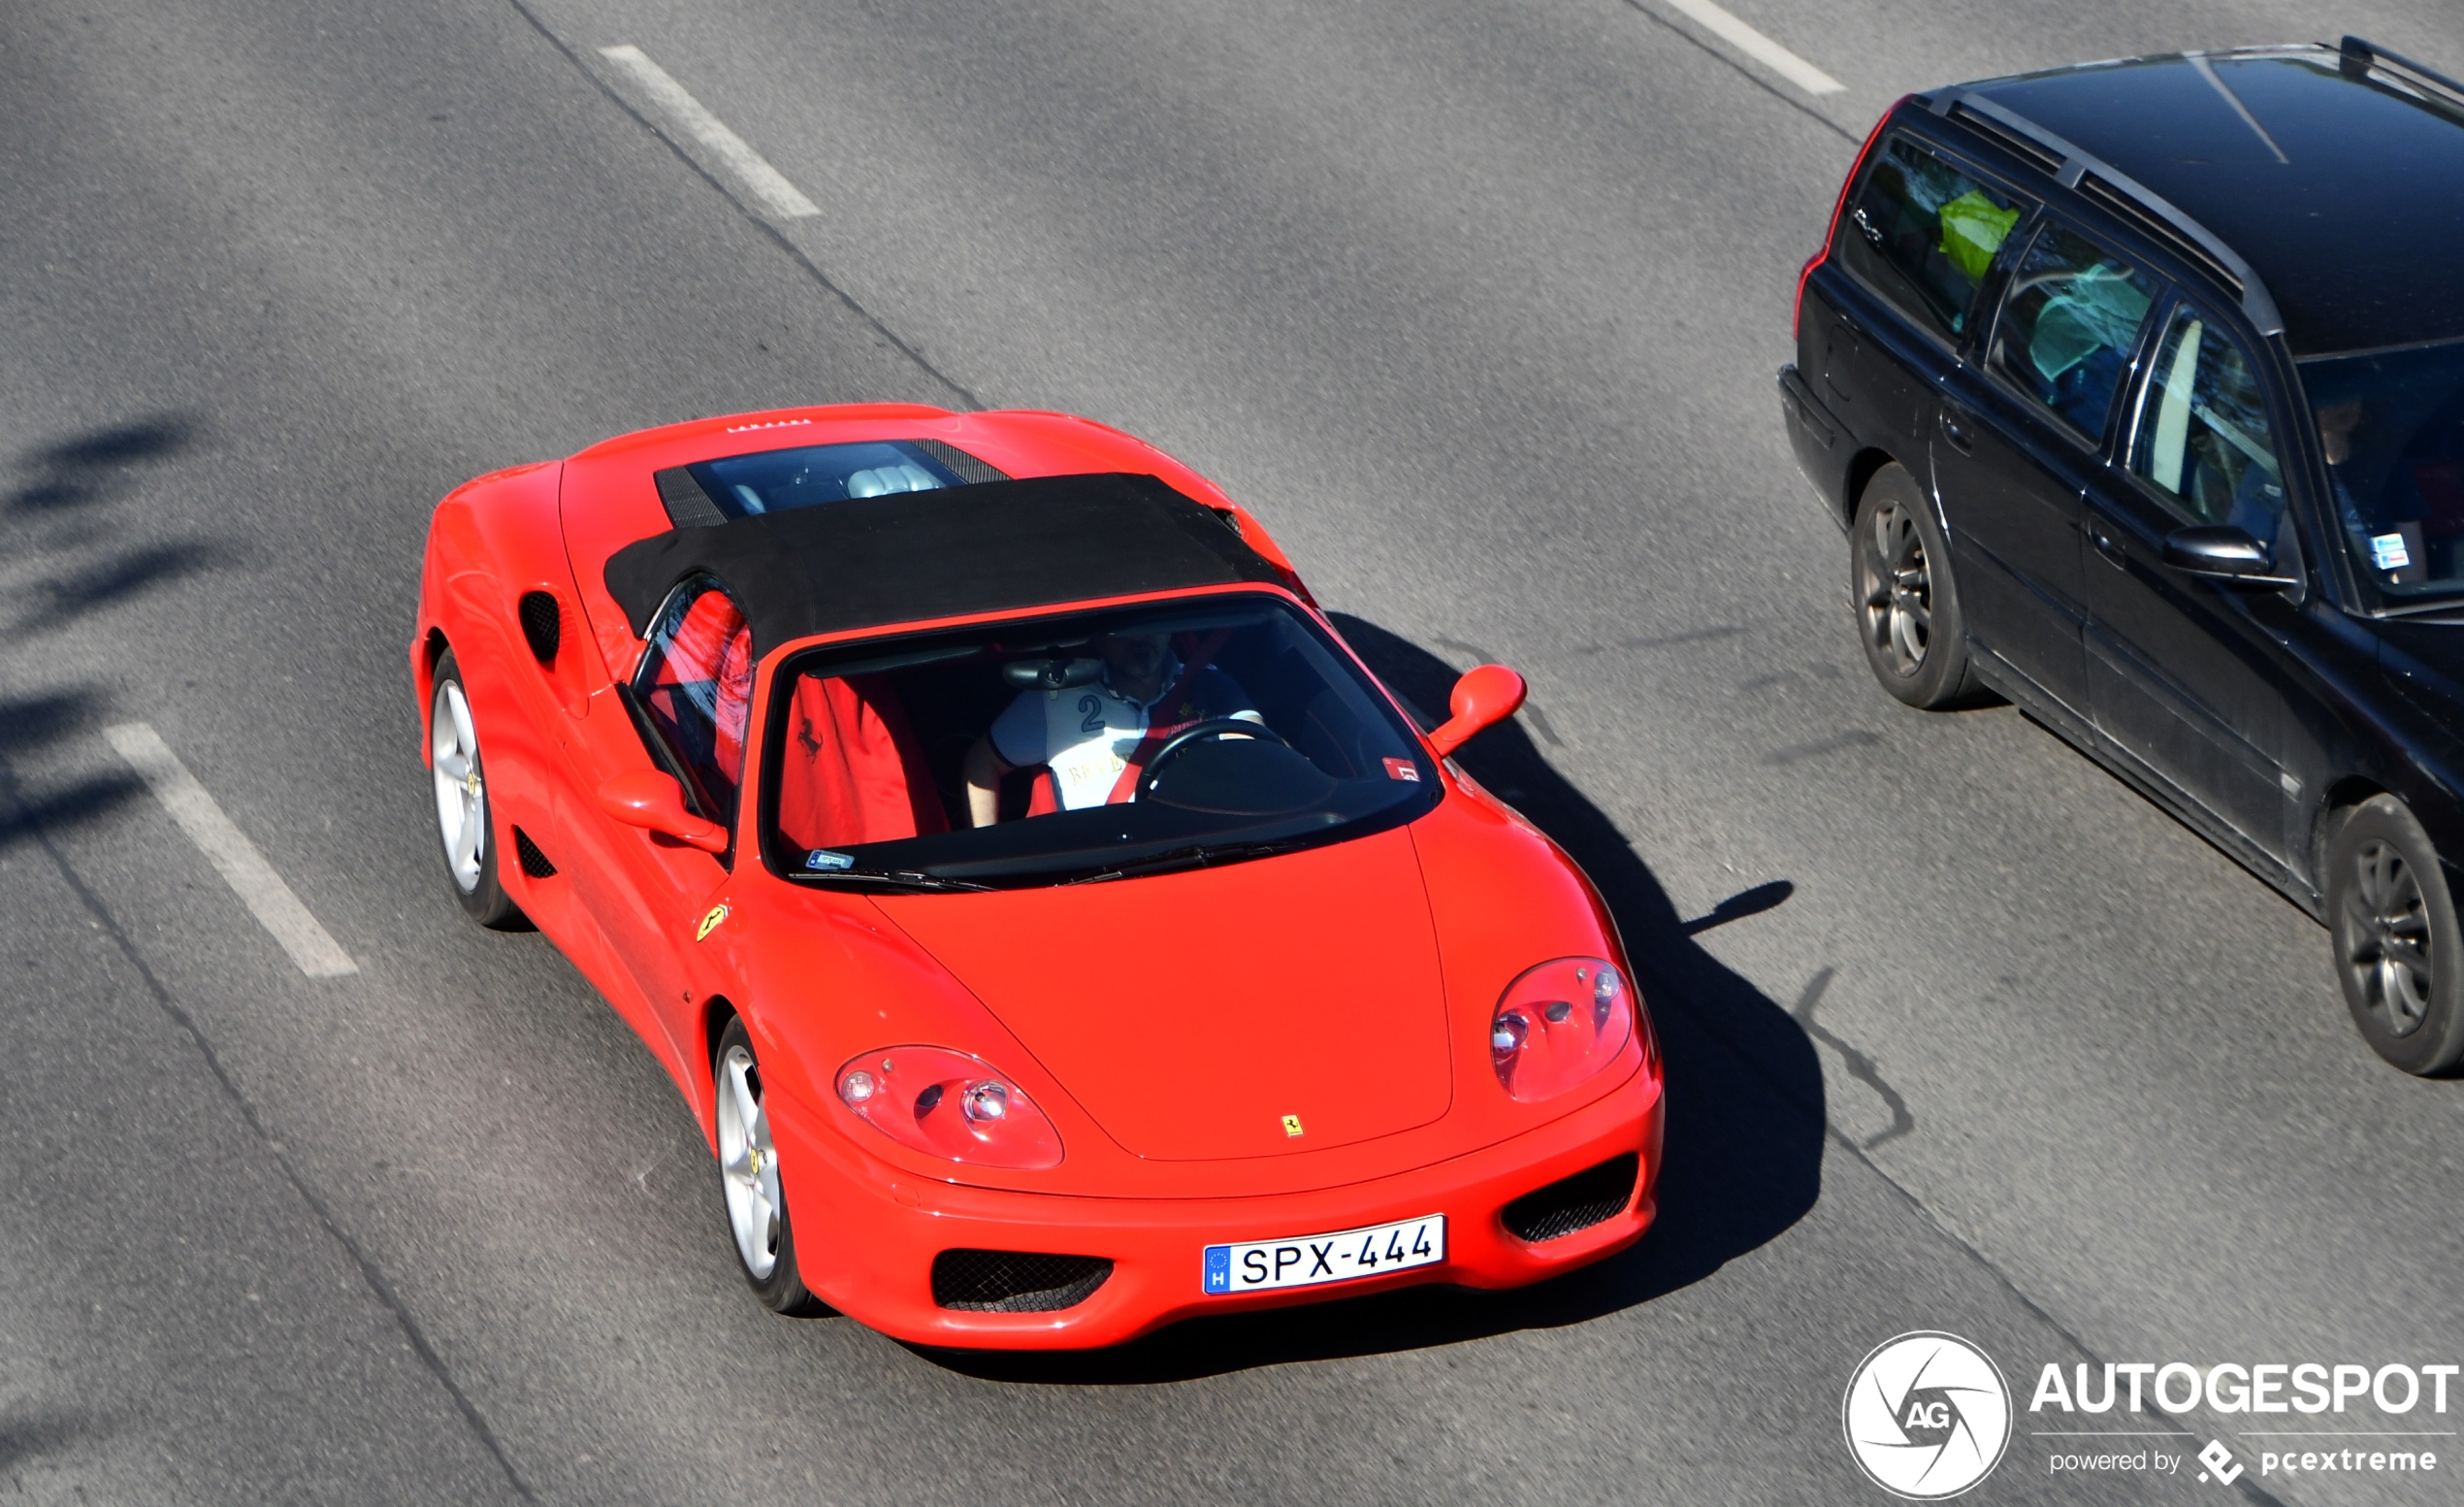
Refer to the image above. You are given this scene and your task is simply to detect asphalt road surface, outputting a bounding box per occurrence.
[5,0,2463,1502]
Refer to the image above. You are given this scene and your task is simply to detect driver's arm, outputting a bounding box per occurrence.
[961,736,1009,828]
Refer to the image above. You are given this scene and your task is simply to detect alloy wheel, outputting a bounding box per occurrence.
[431,679,486,895]
[2345,838,2434,1039]
[718,1043,784,1280]
[1860,500,1931,677]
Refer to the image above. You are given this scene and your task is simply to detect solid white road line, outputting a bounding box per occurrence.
[599,44,821,219]
[104,723,359,978]
[1660,0,1844,95]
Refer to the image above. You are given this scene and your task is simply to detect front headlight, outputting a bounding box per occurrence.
[835,1046,1064,1169]
[1490,957,1633,1101]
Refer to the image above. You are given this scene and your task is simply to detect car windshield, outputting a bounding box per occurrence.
[2302,338,2464,605]
[757,595,1438,886]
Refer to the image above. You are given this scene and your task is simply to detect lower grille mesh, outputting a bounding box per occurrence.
[512,827,557,879]
[931,1250,1113,1313]
[1501,1153,1638,1243]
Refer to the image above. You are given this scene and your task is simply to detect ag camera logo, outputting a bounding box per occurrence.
[1844,1331,2013,1498]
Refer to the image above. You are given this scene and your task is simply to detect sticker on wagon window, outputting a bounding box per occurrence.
[2371,532,2413,571]
[1202,1214,1445,1294]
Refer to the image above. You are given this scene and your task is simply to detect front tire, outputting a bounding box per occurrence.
[1851,463,1980,709]
[714,1017,827,1315]
[429,650,523,929]
[2328,796,2464,1075]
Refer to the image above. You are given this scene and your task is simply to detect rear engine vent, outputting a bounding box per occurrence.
[512,827,558,879]
[931,1250,1113,1313]
[908,438,1010,487]
[2075,176,2243,296]
[653,466,729,528]
[1947,104,2062,175]
[1502,1153,1639,1244]
[516,591,561,665]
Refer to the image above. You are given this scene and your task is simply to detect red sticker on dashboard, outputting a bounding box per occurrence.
[1383,757,1420,782]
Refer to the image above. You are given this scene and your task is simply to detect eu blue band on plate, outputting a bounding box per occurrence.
[1203,1245,1232,1294]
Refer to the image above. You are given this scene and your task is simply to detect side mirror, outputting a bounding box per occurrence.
[1427,665,1528,758]
[2162,526,2296,588]
[599,770,729,853]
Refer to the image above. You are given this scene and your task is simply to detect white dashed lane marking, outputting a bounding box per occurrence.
[599,44,821,219]
[104,723,359,978]
[1659,0,1844,95]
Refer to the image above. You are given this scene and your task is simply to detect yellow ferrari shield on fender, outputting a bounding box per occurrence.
[696,903,729,942]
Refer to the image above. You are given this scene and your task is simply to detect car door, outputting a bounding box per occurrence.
[1822,131,2031,486]
[2081,297,2305,863]
[1934,218,2156,715]
[559,574,753,1073]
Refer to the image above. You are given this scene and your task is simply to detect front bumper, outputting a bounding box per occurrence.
[768,1065,1664,1350]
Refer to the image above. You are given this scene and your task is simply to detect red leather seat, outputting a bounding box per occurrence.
[775,674,949,849]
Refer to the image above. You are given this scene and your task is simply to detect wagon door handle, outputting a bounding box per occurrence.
[1937,408,1974,454]
[2087,515,2127,569]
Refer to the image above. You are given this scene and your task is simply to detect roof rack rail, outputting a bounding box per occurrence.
[2338,36,2464,112]
[1928,87,2286,336]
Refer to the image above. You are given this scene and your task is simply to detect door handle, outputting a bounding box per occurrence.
[1938,408,1974,454]
[2087,516,2127,569]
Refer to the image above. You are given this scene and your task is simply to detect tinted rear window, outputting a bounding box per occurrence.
[1838,134,2027,343]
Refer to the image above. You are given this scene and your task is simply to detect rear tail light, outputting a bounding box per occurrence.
[1491,958,1634,1102]
[1797,97,1908,339]
[837,1046,1064,1169]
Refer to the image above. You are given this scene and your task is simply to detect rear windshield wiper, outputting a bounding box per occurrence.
[796,868,993,894]
[1061,841,1300,885]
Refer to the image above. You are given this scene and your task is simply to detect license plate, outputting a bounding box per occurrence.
[1203,1214,1445,1294]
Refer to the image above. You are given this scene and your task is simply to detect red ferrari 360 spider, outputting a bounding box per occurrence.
[411,403,1664,1348]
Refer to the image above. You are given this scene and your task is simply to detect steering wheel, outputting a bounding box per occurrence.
[1133,718,1291,798]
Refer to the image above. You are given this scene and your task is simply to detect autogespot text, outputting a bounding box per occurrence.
[2032,1360,2453,1482]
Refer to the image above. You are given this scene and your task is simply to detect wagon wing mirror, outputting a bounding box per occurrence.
[1427,665,1528,758]
[2162,526,2297,588]
[599,770,729,853]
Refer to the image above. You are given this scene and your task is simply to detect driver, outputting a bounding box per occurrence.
[963,632,1260,826]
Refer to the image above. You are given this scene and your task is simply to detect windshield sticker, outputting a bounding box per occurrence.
[1382,757,1420,782]
[805,849,855,871]
[2371,533,2413,572]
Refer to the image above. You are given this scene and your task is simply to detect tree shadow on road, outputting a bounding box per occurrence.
[922,616,1828,1385]
[0,417,211,848]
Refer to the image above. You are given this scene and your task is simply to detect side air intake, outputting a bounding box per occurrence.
[517,591,562,665]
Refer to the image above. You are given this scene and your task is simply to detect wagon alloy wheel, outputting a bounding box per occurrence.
[1847,463,1979,709]
[718,1043,785,1279]
[1861,501,1931,676]
[2344,839,2433,1038]
[711,1018,826,1315]
[426,650,522,928]
[2327,796,2464,1076]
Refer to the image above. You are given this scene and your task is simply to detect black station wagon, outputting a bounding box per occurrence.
[1780,40,2464,1074]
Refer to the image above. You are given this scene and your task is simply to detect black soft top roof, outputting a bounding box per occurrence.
[602,472,1286,656]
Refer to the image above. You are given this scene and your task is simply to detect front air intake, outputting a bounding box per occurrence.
[930,1250,1113,1313]
[1501,1153,1638,1244]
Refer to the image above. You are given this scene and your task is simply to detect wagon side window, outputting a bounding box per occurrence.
[632,577,756,827]
[1837,133,2026,344]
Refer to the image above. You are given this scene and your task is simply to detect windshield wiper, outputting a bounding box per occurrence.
[797,868,993,893]
[1061,840,1300,885]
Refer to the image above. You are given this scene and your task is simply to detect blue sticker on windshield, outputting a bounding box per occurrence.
[2371,533,2413,572]
[805,849,855,871]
